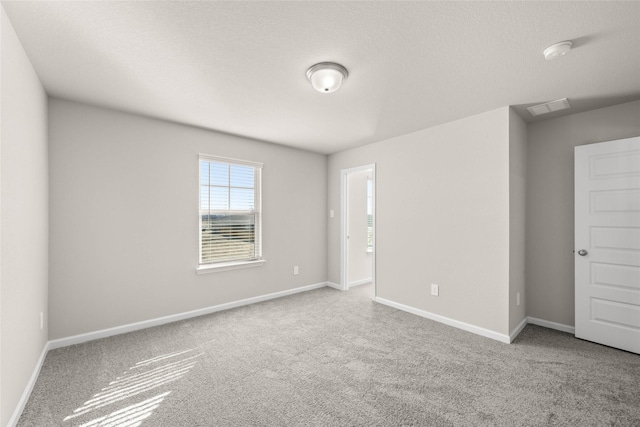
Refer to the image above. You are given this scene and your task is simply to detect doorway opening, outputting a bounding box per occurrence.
[341,164,376,298]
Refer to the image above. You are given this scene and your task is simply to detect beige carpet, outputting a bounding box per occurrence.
[18,284,640,426]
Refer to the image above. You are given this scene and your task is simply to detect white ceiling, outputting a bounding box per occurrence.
[3,1,639,154]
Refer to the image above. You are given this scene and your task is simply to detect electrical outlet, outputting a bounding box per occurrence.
[40,312,44,330]
[517,292,521,306]
[293,266,299,275]
[431,284,439,296]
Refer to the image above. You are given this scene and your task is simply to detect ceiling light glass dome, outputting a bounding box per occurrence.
[306,62,348,94]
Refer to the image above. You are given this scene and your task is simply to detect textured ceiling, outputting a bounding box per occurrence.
[3,1,640,154]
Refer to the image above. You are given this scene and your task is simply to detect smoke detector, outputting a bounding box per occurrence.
[543,41,573,60]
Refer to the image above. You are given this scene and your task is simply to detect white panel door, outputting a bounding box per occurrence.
[575,136,640,354]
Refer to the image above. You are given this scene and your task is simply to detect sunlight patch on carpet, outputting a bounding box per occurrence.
[64,348,203,424]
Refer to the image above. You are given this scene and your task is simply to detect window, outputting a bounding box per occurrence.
[199,155,263,270]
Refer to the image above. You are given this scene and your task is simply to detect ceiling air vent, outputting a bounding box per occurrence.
[527,98,571,117]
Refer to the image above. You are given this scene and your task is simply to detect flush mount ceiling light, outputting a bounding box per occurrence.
[543,41,573,60]
[527,98,571,117]
[306,62,348,93]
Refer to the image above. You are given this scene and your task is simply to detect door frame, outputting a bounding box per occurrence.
[341,164,376,295]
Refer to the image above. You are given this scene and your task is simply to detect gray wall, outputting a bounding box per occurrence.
[48,99,327,339]
[1,7,49,426]
[508,108,527,333]
[526,100,640,326]
[329,107,512,335]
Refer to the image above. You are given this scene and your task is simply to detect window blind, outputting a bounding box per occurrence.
[199,156,262,265]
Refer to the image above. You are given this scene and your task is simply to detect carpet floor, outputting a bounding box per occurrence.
[18,284,640,426]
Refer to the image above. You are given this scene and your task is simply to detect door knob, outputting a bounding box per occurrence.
[577,249,588,256]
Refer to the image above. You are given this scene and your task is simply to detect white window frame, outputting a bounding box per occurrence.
[197,154,265,274]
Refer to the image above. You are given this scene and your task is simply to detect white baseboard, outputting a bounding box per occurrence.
[509,317,528,343]
[527,316,575,334]
[49,281,328,350]
[348,278,372,288]
[46,291,577,352]
[326,281,344,291]
[374,297,511,344]
[8,341,50,427]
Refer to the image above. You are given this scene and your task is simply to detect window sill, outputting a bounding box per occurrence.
[197,259,266,274]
